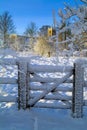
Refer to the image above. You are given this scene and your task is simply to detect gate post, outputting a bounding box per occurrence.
[17,60,29,109]
[72,60,84,118]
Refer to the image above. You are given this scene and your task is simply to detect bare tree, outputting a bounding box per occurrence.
[0,11,16,45]
[24,22,38,50]
[24,22,37,37]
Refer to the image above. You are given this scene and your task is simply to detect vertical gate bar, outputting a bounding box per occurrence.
[72,60,84,118]
[18,60,28,109]
[26,62,30,107]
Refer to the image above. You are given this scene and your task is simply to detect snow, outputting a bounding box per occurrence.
[0,3,87,129]
[0,52,87,130]
[0,106,87,130]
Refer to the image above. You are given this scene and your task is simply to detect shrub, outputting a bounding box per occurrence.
[34,36,54,57]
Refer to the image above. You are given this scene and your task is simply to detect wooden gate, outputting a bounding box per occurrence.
[18,61,74,111]
[1,58,87,118]
[28,64,73,109]
[18,59,87,118]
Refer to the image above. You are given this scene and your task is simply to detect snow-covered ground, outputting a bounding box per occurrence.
[0,51,87,130]
[0,103,87,130]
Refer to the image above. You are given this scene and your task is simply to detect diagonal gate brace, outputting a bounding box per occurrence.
[28,72,72,107]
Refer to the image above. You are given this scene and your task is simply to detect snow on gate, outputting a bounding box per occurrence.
[28,64,73,109]
[18,58,75,116]
[0,58,87,118]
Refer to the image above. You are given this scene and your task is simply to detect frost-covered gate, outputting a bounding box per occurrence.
[18,59,74,115]
[0,58,87,118]
[18,58,87,118]
[27,64,73,109]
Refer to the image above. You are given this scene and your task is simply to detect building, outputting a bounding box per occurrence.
[39,25,51,36]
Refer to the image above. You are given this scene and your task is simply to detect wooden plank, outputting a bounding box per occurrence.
[30,76,63,83]
[18,61,27,109]
[28,64,73,73]
[33,101,71,109]
[0,59,17,65]
[30,92,72,100]
[0,95,17,102]
[30,74,73,83]
[0,78,17,84]
[0,57,30,66]
[72,61,84,118]
[30,83,73,92]
[26,71,30,107]
[28,72,72,106]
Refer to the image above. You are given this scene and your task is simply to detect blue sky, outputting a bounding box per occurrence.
[0,0,83,34]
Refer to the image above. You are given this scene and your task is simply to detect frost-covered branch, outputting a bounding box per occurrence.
[57,4,87,52]
[81,0,87,4]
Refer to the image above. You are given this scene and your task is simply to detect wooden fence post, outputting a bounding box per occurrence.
[26,62,29,108]
[72,60,84,118]
[18,60,29,109]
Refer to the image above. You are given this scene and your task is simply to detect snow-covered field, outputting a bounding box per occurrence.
[1,106,87,130]
[0,51,87,130]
